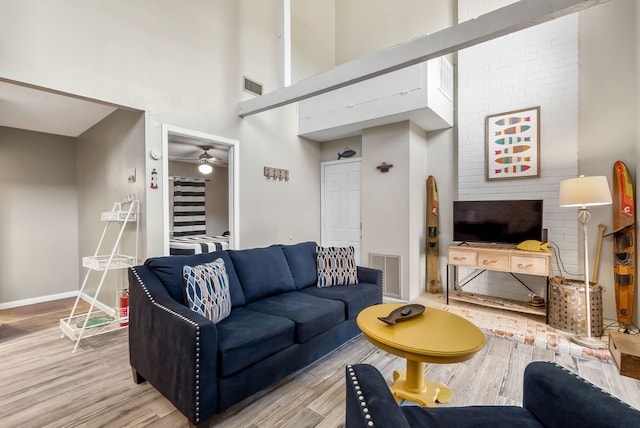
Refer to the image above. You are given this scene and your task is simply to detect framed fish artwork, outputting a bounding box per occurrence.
[485,106,540,180]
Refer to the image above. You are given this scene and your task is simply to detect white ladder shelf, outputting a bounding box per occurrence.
[60,199,140,353]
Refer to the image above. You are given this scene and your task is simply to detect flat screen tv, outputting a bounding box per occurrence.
[453,199,543,245]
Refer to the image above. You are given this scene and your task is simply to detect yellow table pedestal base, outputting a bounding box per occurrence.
[390,361,452,407]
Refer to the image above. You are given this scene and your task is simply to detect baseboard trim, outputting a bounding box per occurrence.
[0,291,110,312]
[382,296,408,304]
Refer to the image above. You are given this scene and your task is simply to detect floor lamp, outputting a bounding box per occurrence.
[559,175,612,349]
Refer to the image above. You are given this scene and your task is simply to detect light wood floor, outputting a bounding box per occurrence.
[1,298,640,427]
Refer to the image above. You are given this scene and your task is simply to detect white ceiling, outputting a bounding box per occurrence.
[168,134,229,164]
[0,80,118,137]
[1,79,229,163]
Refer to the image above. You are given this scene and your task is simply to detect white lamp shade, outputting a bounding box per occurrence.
[559,175,612,207]
[198,163,213,174]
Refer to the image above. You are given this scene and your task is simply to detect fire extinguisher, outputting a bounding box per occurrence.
[120,289,129,327]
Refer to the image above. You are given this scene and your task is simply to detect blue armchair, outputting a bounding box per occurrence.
[345,362,640,428]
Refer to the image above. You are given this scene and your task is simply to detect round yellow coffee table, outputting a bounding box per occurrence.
[357,303,485,407]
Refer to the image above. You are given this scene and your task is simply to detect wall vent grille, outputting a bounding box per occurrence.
[438,58,453,101]
[369,253,401,299]
[243,77,263,96]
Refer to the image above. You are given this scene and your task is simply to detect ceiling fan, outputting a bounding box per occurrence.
[169,145,228,174]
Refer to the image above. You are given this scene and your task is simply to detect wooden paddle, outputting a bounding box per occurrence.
[592,224,606,283]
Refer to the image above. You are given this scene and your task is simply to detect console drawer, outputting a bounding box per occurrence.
[448,249,477,267]
[477,252,509,271]
[510,255,548,275]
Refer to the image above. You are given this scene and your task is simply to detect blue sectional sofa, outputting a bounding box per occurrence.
[345,362,640,428]
[128,241,382,427]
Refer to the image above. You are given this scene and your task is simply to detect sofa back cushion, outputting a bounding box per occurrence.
[280,241,318,289]
[229,245,296,303]
[145,251,246,307]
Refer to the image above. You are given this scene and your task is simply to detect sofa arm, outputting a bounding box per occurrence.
[345,364,411,428]
[358,266,383,303]
[523,361,640,428]
[128,266,219,426]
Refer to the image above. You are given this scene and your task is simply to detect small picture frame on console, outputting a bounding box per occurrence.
[485,106,540,181]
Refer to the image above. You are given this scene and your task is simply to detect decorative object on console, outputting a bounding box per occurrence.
[486,106,540,180]
[377,304,425,325]
[376,162,393,173]
[516,240,551,252]
[559,175,612,349]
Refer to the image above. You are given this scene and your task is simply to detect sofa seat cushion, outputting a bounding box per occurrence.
[280,241,318,289]
[216,307,295,377]
[299,283,379,319]
[229,245,296,303]
[246,292,345,343]
[402,406,544,428]
[145,251,245,307]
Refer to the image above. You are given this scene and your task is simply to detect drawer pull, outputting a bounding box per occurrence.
[482,259,497,266]
[453,256,467,261]
[517,263,533,270]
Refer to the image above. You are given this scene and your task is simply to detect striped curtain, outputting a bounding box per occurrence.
[173,180,206,237]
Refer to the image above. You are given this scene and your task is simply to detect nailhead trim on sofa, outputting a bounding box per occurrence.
[346,364,375,427]
[131,267,202,424]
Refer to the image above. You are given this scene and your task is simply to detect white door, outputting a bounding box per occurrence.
[321,158,362,264]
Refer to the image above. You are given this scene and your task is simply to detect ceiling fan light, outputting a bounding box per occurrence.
[198,162,213,174]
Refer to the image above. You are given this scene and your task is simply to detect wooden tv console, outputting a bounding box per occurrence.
[446,244,552,319]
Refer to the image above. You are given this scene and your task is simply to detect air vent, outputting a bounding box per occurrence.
[370,253,402,299]
[438,58,453,101]
[243,77,263,96]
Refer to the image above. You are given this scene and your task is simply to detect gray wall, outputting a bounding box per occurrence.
[0,127,79,303]
[579,0,638,322]
[76,109,146,307]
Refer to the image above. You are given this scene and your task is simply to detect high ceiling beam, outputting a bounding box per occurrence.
[237,0,608,117]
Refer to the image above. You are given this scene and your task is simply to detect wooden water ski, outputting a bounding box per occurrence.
[426,176,442,293]
[613,160,636,328]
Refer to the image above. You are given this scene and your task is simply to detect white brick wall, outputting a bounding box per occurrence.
[456,0,579,301]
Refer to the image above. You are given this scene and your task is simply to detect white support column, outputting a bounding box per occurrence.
[278,0,291,88]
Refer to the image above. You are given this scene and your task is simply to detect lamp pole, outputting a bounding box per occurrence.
[579,208,593,339]
[559,175,611,350]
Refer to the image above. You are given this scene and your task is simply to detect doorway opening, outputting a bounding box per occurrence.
[161,124,239,254]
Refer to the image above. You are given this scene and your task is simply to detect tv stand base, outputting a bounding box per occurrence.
[446,244,552,321]
[448,290,546,318]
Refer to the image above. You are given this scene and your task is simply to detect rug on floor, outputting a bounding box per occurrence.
[414,293,613,363]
